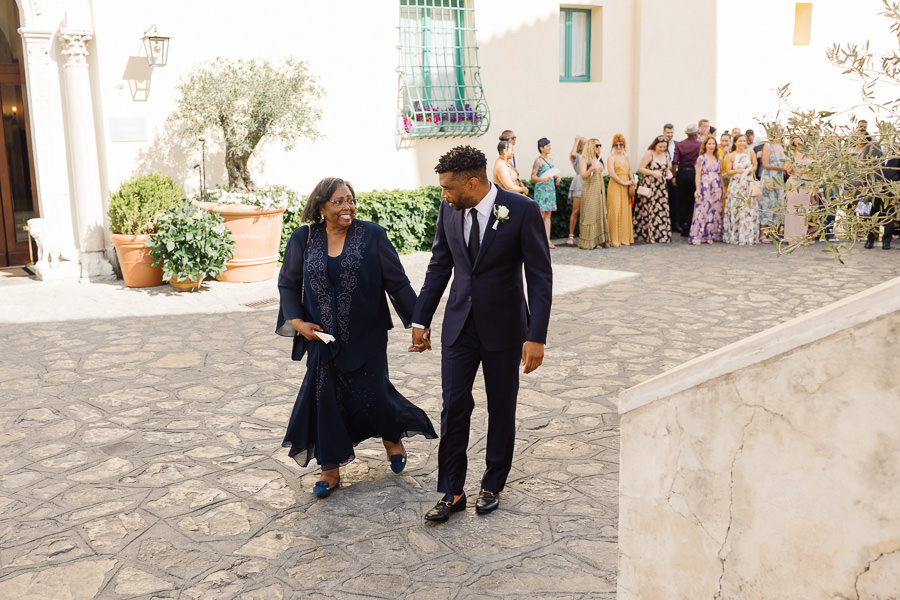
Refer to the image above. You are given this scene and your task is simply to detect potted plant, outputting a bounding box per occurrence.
[192,186,291,282]
[107,173,182,287]
[146,202,235,291]
[171,58,323,282]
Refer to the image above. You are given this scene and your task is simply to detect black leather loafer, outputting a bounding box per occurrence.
[424,493,466,523]
[475,489,500,514]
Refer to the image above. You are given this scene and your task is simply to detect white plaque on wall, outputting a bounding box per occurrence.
[109,117,147,142]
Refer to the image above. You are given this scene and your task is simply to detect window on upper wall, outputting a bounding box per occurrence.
[559,7,591,82]
[398,0,490,139]
[793,3,812,45]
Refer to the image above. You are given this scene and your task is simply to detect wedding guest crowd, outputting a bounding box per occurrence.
[499,118,897,251]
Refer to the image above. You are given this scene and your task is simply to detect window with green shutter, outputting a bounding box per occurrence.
[559,8,591,82]
[398,0,490,139]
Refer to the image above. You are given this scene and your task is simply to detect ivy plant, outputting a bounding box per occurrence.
[146,202,235,283]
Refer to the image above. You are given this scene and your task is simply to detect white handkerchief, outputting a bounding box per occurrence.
[492,220,498,230]
[315,331,336,344]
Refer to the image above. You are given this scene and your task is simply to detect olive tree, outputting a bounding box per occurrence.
[172,57,324,193]
[759,0,900,260]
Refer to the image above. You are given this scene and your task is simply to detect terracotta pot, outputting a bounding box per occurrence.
[168,275,204,292]
[110,233,164,288]
[193,200,286,283]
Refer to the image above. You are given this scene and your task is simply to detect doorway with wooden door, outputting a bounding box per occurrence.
[0,1,37,268]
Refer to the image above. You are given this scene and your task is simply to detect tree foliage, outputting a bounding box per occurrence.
[172,58,324,193]
[761,0,900,260]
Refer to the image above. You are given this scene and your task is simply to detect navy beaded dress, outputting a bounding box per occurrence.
[276,220,436,469]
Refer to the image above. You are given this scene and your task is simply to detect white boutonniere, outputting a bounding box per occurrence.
[492,204,509,230]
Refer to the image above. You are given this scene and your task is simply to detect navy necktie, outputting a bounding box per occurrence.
[468,209,480,264]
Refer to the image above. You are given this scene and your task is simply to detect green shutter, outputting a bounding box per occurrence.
[399,0,491,139]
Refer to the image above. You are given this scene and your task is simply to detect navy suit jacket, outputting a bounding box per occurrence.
[412,186,552,351]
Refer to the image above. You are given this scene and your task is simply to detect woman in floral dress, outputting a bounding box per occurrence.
[689,136,724,245]
[722,134,760,245]
[633,135,672,243]
[531,137,560,248]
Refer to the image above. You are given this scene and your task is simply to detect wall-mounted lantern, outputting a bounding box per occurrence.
[142,25,170,67]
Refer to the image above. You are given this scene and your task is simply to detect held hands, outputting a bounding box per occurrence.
[292,318,323,341]
[521,341,544,374]
[409,327,432,352]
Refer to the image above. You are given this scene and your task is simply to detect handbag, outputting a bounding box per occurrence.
[749,180,763,197]
[636,185,651,197]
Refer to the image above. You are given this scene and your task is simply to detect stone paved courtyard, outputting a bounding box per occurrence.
[0,239,897,599]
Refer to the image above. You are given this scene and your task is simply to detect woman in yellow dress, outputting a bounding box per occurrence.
[606,134,634,247]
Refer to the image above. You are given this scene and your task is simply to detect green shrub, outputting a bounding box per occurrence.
[356,186,442,254]
[146,201,235,283]
[108,173,183,235]
[279,185,442,258]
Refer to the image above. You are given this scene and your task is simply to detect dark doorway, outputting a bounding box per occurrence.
[0,2,37,267]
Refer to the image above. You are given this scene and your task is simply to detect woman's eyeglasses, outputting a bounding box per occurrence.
[329,198,357,207]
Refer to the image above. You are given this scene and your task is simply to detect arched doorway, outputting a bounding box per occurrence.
[0,0,35,267]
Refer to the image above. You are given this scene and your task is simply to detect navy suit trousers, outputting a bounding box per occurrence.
[437,314,521,495]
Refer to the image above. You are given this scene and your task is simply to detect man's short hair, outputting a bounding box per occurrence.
[745,129,755,137]
[699,118,710,126]
[435,145,488,182]
[663,123,674,131]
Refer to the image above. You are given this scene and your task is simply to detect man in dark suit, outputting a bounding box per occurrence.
[410,145,552,523]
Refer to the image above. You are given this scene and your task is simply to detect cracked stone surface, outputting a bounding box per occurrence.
[1,240,898,598]
[619,290,900,600]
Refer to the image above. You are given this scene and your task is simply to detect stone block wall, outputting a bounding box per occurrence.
[618,278,900,599]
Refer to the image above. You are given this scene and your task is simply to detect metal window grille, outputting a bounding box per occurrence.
[398,0,490,139]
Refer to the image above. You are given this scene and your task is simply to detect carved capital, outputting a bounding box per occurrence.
[58,29,93,65]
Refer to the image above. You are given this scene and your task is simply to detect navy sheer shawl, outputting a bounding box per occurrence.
[275,220,416,373]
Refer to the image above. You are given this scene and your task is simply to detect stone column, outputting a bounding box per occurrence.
[19,28,80,280]
[57,28,113,280]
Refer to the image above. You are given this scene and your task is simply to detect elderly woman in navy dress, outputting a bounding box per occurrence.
[276,177,436,497]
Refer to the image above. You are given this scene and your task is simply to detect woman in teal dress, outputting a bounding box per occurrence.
[531,137,561,248]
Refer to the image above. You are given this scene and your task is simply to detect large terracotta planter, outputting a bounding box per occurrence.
[193,200,286,283]
[110,233,164,288]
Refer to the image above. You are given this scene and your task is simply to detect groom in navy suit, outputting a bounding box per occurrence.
[410,146,552,522]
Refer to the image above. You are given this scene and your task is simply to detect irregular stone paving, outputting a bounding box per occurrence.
[0,239,897,599]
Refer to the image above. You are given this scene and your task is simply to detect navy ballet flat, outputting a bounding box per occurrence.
[389,454,407,474]
[312,477,340,498]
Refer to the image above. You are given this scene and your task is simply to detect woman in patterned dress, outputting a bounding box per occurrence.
[531,137,561,248]
[276,178,437,497]
[606,134,635,247]
[759,138,787,242]
[577,138,610,249]
[689,136,724,245]
[634,135,672,243]
[722,134,760,245]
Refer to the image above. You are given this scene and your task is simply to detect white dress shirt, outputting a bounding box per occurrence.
[413,183,497,331]
[464,183,497,247]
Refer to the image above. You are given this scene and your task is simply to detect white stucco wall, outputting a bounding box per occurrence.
[715,0,897,138]
[13,0,900,264]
